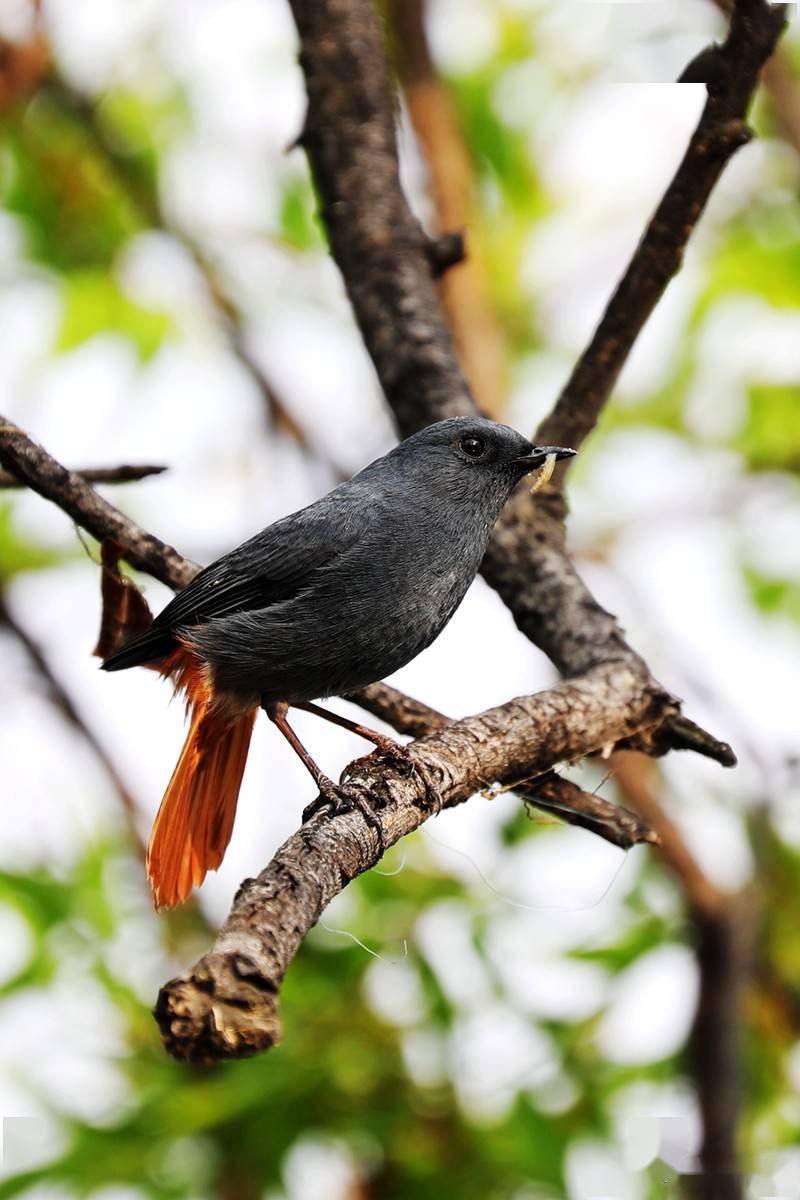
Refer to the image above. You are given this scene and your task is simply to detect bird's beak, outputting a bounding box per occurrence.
[514,446,577,469]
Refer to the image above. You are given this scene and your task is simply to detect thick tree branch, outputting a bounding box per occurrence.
[348,682,658,850]
[287,0,740,767]
[0,415,658,851]
[156,662,668,1062]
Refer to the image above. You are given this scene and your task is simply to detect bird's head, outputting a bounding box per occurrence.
[388,417,575,503]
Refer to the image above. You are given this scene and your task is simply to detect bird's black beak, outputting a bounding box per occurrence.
[514,446,577,469]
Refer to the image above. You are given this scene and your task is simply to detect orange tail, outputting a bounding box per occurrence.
[147,649,256,909]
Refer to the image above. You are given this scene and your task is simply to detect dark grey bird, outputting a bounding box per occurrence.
[102,417,574,907]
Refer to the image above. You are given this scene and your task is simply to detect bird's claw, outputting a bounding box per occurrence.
[411,758,443,815]
[302,779,385,848]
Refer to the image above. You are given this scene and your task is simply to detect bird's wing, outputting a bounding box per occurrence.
[102,484,379,670]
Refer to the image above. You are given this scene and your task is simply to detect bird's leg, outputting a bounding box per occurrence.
[263,701,384,841]
[295,702,443,814]
[294,701,413,773]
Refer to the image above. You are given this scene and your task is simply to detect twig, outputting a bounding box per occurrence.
[0,416,197,589]
[0,463,166,488]
[535,0,788,473]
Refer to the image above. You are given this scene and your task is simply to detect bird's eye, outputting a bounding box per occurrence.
[459,435,487,459]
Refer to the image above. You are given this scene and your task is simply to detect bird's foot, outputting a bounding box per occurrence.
[410,757,443,816]
[372,736,417,777]
[302,778,385,847]
[356,742,444,815]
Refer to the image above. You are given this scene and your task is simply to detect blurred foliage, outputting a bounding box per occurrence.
[56,269,170,361]
[2,2,800,1199]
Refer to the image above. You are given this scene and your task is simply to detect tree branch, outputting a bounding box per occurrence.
[0,415,672,1060]
[287,0,740,766]
[348,682,658,850]
[536,0,788,464]
[0,417,197,589]
[155,662,668,1062]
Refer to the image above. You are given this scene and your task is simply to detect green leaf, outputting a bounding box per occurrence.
[0,503,68,581]
[743,565,800,622]
[279,175,323,251]
[736,384,800,471]
[56,269,171,361]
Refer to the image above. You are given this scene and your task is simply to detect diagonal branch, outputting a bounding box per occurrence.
[350,682,658,850]
[536,0,788,466]
[0,417,197,589]
[156,661,667,1062]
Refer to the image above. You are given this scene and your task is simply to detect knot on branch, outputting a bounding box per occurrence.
[426,229,465,276]
[679,43,727,87]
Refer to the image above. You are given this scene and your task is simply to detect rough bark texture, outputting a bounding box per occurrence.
[156,663,668,1062]
[348,681,659,850]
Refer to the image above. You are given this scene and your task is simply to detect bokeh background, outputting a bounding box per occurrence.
[1,1,800,1196]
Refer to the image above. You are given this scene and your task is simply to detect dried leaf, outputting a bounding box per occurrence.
[93,538,153,659]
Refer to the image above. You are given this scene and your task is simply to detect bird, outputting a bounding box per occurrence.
[102,417,575,908]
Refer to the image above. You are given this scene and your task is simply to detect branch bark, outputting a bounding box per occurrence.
[156,662,667,1062]
[0,417,197,590]
[349,682,659,850]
